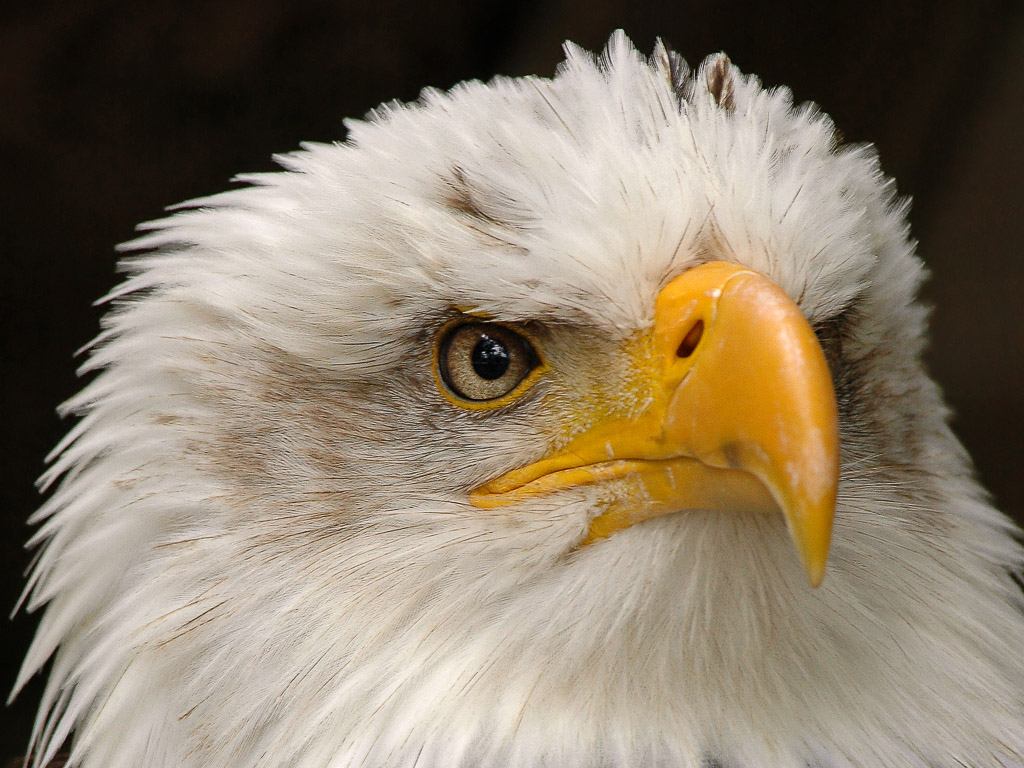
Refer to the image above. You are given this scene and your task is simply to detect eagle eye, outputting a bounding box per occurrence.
[436,322,540,405]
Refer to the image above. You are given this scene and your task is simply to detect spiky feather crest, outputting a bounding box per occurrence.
[16,32,1024,768]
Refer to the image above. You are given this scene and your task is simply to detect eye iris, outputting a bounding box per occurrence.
[471,335,510,380]
[436,321,540,405]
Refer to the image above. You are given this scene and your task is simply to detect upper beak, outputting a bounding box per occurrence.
[470,261,840,587]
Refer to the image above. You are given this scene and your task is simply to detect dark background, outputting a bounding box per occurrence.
[3,0,1023,756]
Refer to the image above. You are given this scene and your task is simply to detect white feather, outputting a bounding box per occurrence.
[15,32,1024,768]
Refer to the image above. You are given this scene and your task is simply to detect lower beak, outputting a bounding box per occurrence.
[471,262,840,587]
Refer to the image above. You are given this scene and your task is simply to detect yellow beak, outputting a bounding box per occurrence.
[471,262,840,587]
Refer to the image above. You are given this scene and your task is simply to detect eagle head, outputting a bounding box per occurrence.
[17,32,1024,768]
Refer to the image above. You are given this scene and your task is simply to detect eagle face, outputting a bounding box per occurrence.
[18,33,1024,768]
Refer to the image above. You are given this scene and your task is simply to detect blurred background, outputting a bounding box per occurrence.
[2,0,1022,757]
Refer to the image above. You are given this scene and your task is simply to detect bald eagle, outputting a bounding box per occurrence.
[14,33,1024,768]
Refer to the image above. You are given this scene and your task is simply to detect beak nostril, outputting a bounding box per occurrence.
[676,319,704,358]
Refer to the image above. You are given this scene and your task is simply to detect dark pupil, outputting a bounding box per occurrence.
[471,334,510,380]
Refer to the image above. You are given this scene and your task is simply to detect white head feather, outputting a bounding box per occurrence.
[16,32,1024,768]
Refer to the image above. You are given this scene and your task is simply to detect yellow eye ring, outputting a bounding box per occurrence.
[433,319,547,410]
